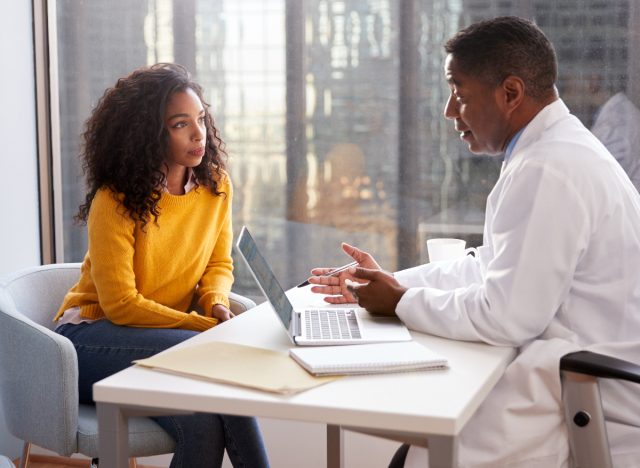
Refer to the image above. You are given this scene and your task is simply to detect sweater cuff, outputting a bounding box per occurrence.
[200,293,230,315]
[181,311,219,331]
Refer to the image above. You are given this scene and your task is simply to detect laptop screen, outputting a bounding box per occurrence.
[235,226,294,329]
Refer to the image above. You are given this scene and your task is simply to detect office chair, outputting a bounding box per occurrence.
[0,263,256,468]
[560,350,640,468]
[0,456,15,468]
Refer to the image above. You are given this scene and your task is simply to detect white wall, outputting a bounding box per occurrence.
[0,0,41,459]
[0,0,41,275]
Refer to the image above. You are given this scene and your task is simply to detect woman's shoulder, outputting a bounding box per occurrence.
[217,168,232,187]
[192,170,232,209]
[211,168,233,196]
[89,187,130,223]
[93,186,125,206]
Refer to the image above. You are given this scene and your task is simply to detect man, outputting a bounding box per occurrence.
[591,91,640,192]
[309,16,640,467]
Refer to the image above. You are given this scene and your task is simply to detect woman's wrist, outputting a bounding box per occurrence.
[211,303,234,322]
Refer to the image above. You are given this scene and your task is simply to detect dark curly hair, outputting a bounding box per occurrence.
[76,63,227,228]
[445,16,557,101]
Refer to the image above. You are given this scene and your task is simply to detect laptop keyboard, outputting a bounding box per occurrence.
[306,309,362,340]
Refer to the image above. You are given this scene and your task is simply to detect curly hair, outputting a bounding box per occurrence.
[76,63,227,229]
[445,16,557,101]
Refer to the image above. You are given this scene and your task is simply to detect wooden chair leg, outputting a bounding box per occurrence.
[19,442,30,468]
[128,458,137,468]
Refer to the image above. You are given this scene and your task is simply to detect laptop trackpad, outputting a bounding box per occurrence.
[358,310,411,340]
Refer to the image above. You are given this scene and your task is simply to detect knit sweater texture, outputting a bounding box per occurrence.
[55,176,234,331]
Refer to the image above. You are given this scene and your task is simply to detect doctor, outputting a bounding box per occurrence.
[308,16,640,468]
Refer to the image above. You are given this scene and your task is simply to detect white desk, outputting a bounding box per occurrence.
[94,287,515,468]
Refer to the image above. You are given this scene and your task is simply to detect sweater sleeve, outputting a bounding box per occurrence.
[198,177,235,313]
[88,189,218,331]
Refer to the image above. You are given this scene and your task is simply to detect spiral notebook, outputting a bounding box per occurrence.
[289,341,448,376]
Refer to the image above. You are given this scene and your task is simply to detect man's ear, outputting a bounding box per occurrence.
[500,75,525,114]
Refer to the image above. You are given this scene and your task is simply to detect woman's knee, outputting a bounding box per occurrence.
[58,321,199,403]
[156,413,225,444]
[153,414,226,468]
[134,327,199,352]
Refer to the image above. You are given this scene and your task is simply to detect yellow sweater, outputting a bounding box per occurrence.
[55,176,234,332]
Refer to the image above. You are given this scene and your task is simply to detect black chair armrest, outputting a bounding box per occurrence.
[560,350,640,384]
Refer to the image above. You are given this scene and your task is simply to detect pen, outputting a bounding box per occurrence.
[296,261,359,288]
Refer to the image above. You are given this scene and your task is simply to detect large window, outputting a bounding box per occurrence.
[54,0,640,300]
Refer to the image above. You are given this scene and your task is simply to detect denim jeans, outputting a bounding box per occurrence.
[56,320,270,468]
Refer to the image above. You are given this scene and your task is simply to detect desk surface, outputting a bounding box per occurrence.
[93,287,515,438]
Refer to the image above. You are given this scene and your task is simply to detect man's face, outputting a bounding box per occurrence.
[444,54,510,155]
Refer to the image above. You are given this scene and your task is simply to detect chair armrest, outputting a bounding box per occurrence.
[560,350,640,384]
[228,292,256,315]
[0,302,79,456]
[560,350,640,468]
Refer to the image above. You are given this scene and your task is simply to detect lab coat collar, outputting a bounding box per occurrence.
[500,99,570,174]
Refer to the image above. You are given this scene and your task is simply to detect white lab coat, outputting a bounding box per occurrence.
[591,92,640,192]
[395,99,640,467]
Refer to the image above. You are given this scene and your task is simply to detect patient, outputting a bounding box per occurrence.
[54,63,269,468]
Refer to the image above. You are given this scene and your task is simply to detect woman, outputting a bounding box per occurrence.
[54,63,269,468]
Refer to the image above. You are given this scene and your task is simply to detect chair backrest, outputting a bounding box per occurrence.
[0,456,15,468]
[0,263,81,331]
[0,263,82,456]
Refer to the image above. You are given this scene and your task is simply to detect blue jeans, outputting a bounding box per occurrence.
[56,321,270,468]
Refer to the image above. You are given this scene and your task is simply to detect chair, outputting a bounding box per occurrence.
[0,456,15,468]
[0,263,256,468]
[560,350,640,468]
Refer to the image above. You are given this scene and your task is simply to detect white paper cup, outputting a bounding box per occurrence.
[427,238,477,262]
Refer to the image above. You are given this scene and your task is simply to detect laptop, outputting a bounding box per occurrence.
[235,226,412,346]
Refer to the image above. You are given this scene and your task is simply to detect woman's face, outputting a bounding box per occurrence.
[164,88,207,172]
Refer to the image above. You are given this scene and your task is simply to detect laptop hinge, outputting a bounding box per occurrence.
[292,312,302,338]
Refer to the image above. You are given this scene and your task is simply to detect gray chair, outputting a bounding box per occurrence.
[0,263,256,468]
[560,350,640,468]
[0,456,15,468]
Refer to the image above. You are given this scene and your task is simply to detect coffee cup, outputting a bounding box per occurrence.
[427,238,477,262]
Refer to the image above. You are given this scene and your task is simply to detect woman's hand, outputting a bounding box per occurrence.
[308,243,382,304]
[211,304,235,322]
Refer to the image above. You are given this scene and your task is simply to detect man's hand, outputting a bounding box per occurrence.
[308,243,382,303]
[211,304,235,322]
[347,268,407,316]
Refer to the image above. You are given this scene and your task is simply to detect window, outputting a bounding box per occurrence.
[53,0,640,300]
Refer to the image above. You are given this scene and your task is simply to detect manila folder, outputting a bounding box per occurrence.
[134,341,339,394]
